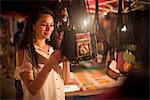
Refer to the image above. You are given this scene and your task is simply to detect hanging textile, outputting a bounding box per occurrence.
[106,0,137,79]
[61,0,97,62]
[110,0,136,51]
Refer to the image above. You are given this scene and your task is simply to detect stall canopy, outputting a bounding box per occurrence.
[85,0,148,14]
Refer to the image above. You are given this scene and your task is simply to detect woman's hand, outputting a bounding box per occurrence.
[47,49,62,69]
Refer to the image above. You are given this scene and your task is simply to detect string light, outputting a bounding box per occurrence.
[121,25,127,32]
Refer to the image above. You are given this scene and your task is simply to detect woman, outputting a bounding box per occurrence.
[14,6,70,100]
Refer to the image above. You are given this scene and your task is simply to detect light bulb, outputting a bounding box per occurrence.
[121,25,127,32]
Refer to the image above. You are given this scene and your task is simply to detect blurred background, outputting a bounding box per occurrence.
[0,0,149,100]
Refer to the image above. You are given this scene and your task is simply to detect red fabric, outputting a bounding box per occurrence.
[116,52,124,72]
[85,0,136,14]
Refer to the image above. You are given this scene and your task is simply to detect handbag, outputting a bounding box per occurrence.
[61,29,97,63]
[15,80,23,100]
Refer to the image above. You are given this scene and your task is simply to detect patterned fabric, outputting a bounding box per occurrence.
[14,45,65,100]
[15,80,23,100]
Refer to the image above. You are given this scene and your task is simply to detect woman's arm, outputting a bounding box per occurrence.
[19,49,62,95]
[20,63,51,95]
[62,60,70,85]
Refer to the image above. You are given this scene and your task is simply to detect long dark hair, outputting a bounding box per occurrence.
[18,6,59,68]
[19,6,59,49]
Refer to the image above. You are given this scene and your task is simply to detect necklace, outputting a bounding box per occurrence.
[34,44,50,55]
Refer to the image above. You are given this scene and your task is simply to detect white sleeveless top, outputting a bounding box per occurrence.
[14,45,65,100]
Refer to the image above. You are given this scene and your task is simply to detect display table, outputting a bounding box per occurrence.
[65,86,119,96]
[65,64,126,97]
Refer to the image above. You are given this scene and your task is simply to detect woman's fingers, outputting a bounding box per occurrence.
[48,49,62,66]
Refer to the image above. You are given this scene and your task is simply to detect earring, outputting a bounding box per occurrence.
[32,32,36,42]
[48,37,51,41]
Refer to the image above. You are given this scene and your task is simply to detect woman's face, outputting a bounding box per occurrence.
[33,14,54,40]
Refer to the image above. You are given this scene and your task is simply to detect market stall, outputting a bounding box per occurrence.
[1,0,149,99]
[62,60,127,97]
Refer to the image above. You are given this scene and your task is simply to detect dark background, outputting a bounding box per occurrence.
[1,0,60,16]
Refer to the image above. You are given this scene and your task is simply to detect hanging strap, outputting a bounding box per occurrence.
[26,47,36,78]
